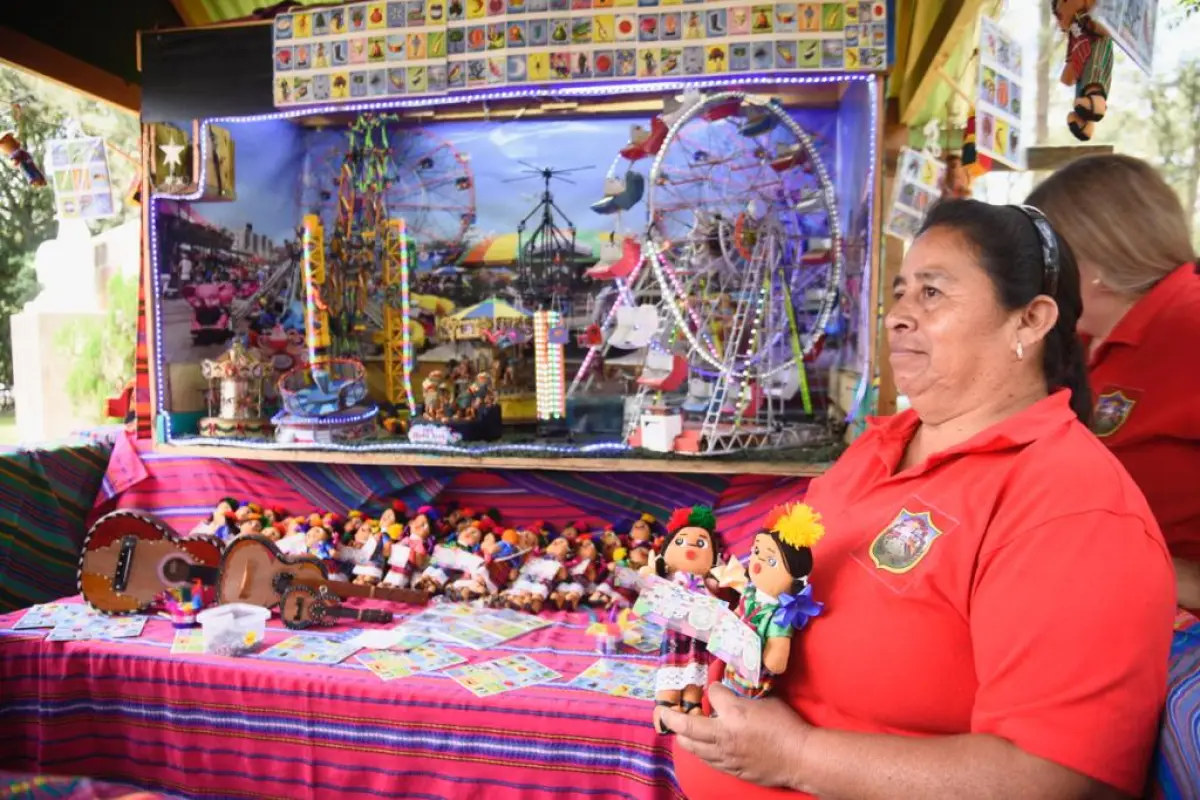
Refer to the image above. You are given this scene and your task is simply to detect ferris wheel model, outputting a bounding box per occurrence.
[587,91,843,456]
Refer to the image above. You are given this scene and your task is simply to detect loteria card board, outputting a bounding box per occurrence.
[273,0,890,107]
[884,146,943,242]
[974,16,1024,171]
[1091,0,1156,76]
[44,137,117,221]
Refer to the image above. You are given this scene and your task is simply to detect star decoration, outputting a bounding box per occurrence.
[159,135,186,173]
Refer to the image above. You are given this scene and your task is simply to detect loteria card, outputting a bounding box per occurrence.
[445,653,561,697]
[566,658,656,700]
[13,603,96,630]
[355,643,466,680]
[633,574,760,683]
[345,628,430,651]
[255,634,361,665]
[171,629,207,654]
[45,615,147,642]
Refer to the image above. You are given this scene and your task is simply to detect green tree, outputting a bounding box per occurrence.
[0,65,140,386]
[56,271,138,423]
[1145,58,1200,233]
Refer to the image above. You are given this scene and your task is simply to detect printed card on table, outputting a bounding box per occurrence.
[13,603,96,630]
[357,642,468,680]
[1091,0,1156,76]
[255,634,361,665]
[445,653,561,697]
[975,17,1025,170]
[885,147,945,242]
[171,629,207,654]
[45,615,147,643]
[566,658,656,700]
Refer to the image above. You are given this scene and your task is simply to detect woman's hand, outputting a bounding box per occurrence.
[662,683,813,790]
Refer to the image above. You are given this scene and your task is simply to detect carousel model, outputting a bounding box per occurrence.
[199,340,273,439]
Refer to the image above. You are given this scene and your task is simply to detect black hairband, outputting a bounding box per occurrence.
[1012,204,1061,296]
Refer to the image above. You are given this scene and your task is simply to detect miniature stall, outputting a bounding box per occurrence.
[1,0,895,796]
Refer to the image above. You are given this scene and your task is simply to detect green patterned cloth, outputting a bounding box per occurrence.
[0,439,113,613]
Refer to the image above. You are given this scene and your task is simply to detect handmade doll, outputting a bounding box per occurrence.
[1052,0,1113,141]
[450,531,519,601]
[237,515,263,538]
[341,510,364,544]
[381,506,437,588]
[277,521,310,556]
[190,497,239,540]
[502,535,570,613]
[652,505,721,735]
[412,517,483,593]
[626,513,659,569]
[352,520,386,585]
[379,501,407,532]
[588,530,628,607]
[552,537,597,610]
[719,503,824,699]
[559,520,586,546]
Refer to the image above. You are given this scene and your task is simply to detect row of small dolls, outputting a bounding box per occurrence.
[189,497,667,611]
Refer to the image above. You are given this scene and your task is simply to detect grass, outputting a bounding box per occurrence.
[0,410,17,445]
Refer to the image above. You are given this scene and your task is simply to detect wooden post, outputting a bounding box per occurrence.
[875,108,909,418]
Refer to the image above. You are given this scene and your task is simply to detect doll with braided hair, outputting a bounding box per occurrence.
[720,503,825,700]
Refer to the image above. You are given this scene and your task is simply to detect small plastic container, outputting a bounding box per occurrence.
[196,603,269,656]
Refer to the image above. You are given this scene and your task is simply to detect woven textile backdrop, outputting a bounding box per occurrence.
[97,433,808,557]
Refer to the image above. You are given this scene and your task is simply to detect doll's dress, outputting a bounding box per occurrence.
[720,585,793,698]
[554,558,591,597]
[507,556,560,599]
[381,535,425,587]
[656,571,712,693]
[352,535,385,581]
[276,532,309,556]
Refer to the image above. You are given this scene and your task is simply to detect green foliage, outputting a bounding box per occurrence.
[0,64,140,385]
[56,271,138,422]
[1182,0,1200,15]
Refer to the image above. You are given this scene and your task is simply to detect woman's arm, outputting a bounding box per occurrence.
[1173,557,1200,609]
[668,687,1128,800]
[796,724,1128,800]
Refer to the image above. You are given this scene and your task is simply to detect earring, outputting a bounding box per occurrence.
[1091,278,1102,286]
[1015,341,1024,361]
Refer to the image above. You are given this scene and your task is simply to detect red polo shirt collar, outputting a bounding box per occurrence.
[1097,263,1198,352]
[864,390,1075,476]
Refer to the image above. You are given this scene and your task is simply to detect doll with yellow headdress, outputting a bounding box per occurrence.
[717,502,825,699]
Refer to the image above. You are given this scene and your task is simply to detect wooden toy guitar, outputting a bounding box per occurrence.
[218,534,430,610]
[79,510,223,615]
[278,584,395,630]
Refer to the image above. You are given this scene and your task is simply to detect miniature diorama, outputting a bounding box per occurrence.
[145,1,883,469]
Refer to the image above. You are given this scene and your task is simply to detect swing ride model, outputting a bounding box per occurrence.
[572,92,841,456]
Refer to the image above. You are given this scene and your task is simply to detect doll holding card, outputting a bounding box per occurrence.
[651,505,721,734]
[719,503,824,699]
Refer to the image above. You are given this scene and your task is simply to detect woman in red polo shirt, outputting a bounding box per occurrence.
[1027,155,1200,609]
[668,200,1174,799]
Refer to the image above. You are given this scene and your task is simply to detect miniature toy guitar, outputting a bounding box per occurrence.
[278,584,395,630]
[79,510,224,615]
[218,534,430,609]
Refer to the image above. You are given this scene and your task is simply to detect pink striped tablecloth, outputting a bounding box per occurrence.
[0,599,678,800]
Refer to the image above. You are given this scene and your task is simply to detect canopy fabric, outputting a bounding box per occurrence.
[450,297,530,322]
[458,231,606,267]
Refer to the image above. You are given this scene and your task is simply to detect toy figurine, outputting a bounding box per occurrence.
[502,535,570,612]
[1052,0,1113,141]
[382,506,437,588]
[379,500,407,532]
[719,503,824,699]
[652,505,721,735]
[190,497,239,541]
[352,520,386,585]
[0,130,46,186]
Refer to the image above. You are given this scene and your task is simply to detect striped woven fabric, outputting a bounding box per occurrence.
[1151,610,1200,799]
[0,601,681,800]
[0,441,113,613]
[96,436,800,541]
[132,261,154,442]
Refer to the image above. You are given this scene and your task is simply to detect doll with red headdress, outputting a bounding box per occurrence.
[651,505,722,734]
[551,535,597,610]
[382,505,438,588]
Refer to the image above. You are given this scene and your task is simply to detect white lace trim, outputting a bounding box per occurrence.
[655,663,708,692]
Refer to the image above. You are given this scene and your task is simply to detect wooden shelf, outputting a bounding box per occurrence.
[157,441,830,476]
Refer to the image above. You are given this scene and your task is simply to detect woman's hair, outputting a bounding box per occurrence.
[919,200,1091,424]
[1026,154,1196,294]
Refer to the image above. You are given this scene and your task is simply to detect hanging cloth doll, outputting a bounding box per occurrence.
[1052,0,1114,141]
[719,502,825,699]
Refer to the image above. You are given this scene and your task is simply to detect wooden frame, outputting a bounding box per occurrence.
[0,26,140,112]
